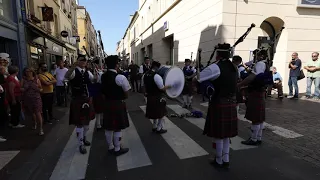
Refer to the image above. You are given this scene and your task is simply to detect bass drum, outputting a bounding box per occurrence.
[157,65,185,98]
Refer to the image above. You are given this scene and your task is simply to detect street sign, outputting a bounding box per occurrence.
[61,30,69,37]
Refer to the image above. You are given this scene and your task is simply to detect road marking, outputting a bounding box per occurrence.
[237,114,303,139]
[117,113,152,171]
[0,151,19,170]
[200,102,208,107]
[167,104,257,150]
[50,119,96,180]
[140,106,208,159]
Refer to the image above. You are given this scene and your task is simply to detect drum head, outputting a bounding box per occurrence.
[163,67,185,98]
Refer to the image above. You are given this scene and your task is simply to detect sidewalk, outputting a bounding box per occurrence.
[0,105,68,180]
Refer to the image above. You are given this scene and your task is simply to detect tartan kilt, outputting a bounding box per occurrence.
[182,80,193,96]
[203,98,238,139]
[93,93,104,113]
[245,91,266,125]
[69,97,95,126]
[102,99,129,131]
[146,96,167,119]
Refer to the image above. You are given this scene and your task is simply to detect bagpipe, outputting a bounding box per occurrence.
[196,23,256,99]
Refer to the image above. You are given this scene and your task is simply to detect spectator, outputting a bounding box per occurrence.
[21,67,44,135]
[128,61,139,92]
[6,66,24,128]
[267,67,283,98]
[55,60,68,106]
[304,52,320,100]
[51,63,57,77]
[38,63,57,124]
[288,52,302,99]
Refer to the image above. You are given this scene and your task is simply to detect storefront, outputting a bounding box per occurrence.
[45,39,63,66]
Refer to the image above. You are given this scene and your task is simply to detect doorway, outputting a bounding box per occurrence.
[163,35,174,65]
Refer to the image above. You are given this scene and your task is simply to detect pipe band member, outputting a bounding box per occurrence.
[198,43,238,169]
[143,61,172,134]
[101,55,131,156]
[65,54,95,154]
[139,57,151,102]
[238,49,269,146]
[182,59,196,109]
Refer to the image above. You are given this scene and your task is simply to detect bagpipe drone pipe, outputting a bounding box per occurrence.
[196,23,256,99]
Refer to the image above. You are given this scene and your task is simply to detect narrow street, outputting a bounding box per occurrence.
[1,92,320,180]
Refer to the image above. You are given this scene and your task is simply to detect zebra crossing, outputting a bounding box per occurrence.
[49,103,259,180]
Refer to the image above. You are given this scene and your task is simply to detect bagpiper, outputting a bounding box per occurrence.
[101,55,130,156]
[139,57,151,102]
[143,61,171,134]
[198,43,238,169]
[64,54,95,154]
[238,49,269,146]
[182,59,196,109]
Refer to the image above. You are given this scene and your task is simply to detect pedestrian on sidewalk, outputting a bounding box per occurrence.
[128,61,139,92]
[21,67,44,135]
[238,49,268,146]
[304,52,320,100]
[182,59,196,109]
[55,60,68,106]
[143,61,172,134]
[101,55,131,156]
[198,43,238,169]
[65,55,95,154]
[0,66,8,142]
[288,52,302,99]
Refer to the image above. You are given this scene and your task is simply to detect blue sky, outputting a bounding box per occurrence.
[79,0,138,55]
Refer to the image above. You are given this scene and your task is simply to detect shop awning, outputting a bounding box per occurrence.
[26,21,66,48]
[65,43,77,51]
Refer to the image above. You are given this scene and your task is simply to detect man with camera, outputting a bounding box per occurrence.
[304,52,320,100]
[288,52,302,99]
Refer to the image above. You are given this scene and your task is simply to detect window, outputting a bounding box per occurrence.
[0,0,13,20]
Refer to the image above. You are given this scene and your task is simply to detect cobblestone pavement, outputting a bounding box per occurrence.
[180,94,320,168]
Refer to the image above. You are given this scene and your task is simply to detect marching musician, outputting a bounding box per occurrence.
[182,59,196,109]
[64,54,95,154]
[139,57,151,102]
[238,49,269,146]
[232,55,248,112]
[197,43,238,169]
[143,61,172,134]
[101,55,130,156]
[88,58,104,129]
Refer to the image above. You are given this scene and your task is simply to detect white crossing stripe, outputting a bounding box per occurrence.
[140,106,209,159]
[50,119,96,180]
[0,151,19,170]
[237,114,303,139]
[117,113,152,171]
[167,104,257,150]
[200,102,208,107]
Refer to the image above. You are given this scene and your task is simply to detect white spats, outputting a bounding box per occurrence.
[167,104,257,151]
[0,151,19,170]
[140,106,209,159]
[76,127,84,146]
[117,114,152,171]
[50,119,96,180]
[105,130,114,150]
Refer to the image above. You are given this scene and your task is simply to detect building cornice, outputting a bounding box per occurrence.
[140,0,181,36]
[122,11,139,39]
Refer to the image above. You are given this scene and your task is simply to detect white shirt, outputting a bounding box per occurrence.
[197,63,221,83]
[139,64,150,74]
[184,66,197,74]
[141,71,164,89]
[55,67,68,86]
[108,69,131,92]
[68,67,94,81]
[238,65,246,77]
[252,61,266,75]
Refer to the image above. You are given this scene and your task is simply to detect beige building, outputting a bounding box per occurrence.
[118,0,320,93]
[77,6,98,57]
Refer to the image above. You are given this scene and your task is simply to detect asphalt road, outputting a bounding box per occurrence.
[3,92,320,180]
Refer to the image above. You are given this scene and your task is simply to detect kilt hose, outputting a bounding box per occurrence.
[182,80,193,96]
[146,95,167,119]
[102,99,129,131]
[93,93,104,114]
[203,98,238,139]
[69,97,95,126]
[245,91,266,125]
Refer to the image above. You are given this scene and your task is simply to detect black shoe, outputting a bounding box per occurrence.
[79,145,87,154]
[108,148,115,154]
[114,147,129,156]
[156,129,167,134]
[152,128,157,132]
[223,161,230,169]
[241,138,259,146]
[182,104,187,108]
[257,140,262,145]
[210,159,223,168]
[83,136,91,146]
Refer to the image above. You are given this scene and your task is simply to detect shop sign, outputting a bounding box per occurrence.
[53,46,60,53]
[30,46,38,54]
[163,21,169,31]
[298,0,320,8]
[61,30,69,37]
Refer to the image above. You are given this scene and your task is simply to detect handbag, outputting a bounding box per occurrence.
[298,69,305,80]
